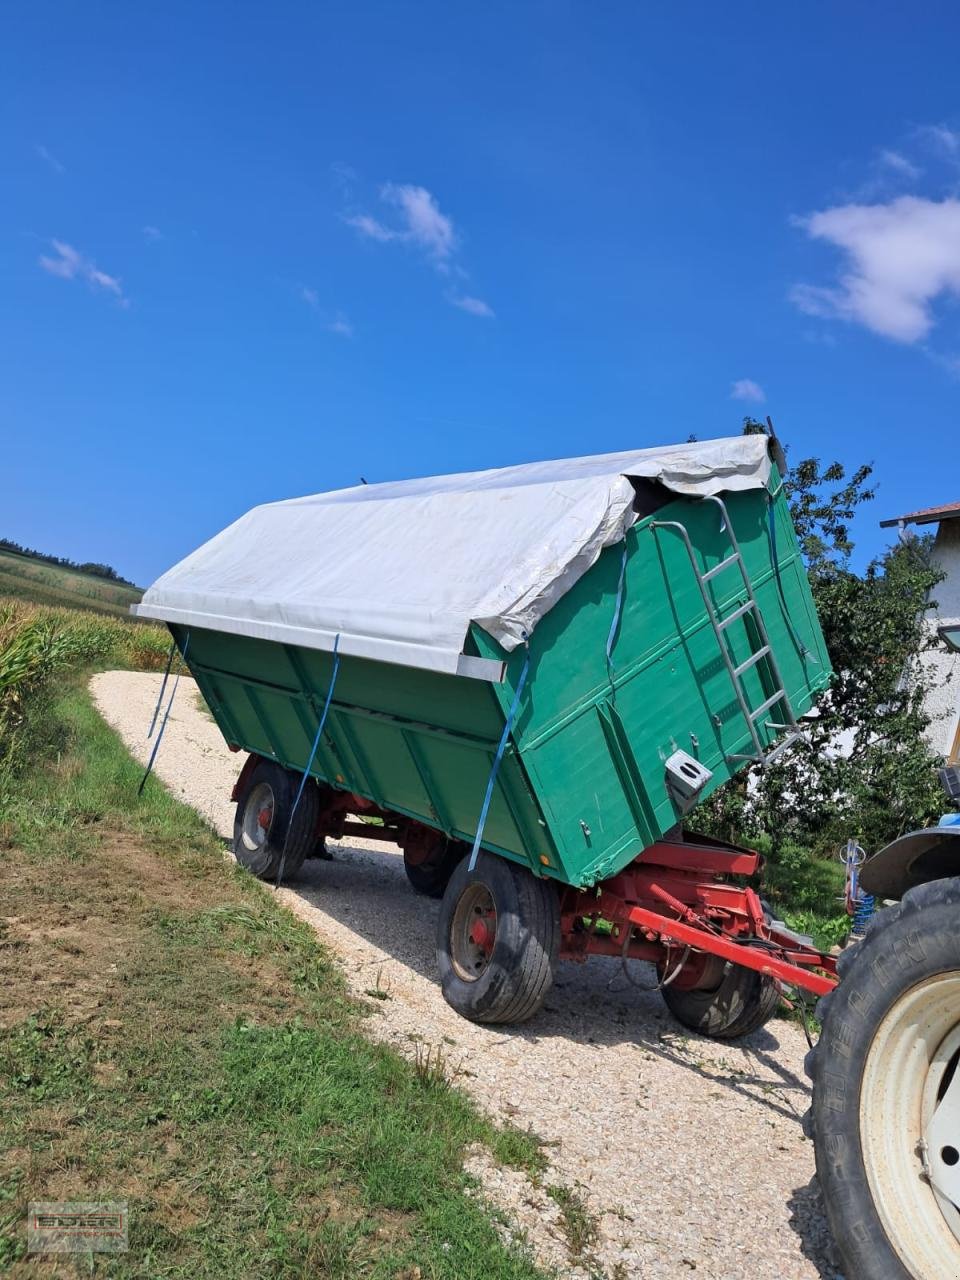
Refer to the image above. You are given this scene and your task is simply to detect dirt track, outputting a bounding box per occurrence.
[90,670,841,1280]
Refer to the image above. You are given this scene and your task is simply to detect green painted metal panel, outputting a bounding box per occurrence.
[180,625,557,872]
[176,472,831,890]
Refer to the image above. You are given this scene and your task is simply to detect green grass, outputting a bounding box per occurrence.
[0,548,142,618]
[544,1185,598,1261]
[756,838,849,951]
[0,680,547,1277]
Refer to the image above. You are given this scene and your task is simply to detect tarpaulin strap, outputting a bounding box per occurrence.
[276,634,341,888]
[138,632,190,795]
[766,495,813,661]
[147,639,177,738]
[605,542,629,697]
[468,639,531,873]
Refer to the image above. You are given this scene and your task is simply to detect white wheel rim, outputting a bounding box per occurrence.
[860,972,960,1276]
[449,882,497,982]
[241,781,275,853]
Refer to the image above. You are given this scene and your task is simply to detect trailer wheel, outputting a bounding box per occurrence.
[806,877,960,1280]
[660,960,780,1040]
[437,853,559,1024]
[232,760,319,883]
[403,839,465,898]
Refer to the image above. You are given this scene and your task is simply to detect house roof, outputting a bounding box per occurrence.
[880,500,960,529]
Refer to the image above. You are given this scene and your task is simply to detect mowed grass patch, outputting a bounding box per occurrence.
[0,683,546,1278]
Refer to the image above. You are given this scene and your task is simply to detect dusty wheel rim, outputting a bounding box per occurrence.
[449,882,498,981]
[860,972,960,1276]
[240,781,275,853]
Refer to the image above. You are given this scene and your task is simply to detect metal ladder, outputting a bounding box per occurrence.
[652,494,802,767]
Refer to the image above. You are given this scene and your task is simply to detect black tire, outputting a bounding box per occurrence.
[232,760,320,883]
[403,840,465,898]
[437,852,560,1024]
[661,960,780,1039]
[806,877,960,1280]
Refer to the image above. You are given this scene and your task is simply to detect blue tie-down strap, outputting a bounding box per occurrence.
[767,496,813,661]
[468,640,531,873]
[605,542,629,695]
[276,634,342,887]
[138,632,191,795]
[147,639,177,739]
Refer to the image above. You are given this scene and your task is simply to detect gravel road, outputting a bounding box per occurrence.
[90,670,841,1280]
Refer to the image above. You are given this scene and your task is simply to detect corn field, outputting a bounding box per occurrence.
[0,598,170,777]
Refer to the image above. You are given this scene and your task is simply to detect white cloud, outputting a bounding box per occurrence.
[730,378,765,403]
[345,212,399,243]
[142,224,163,242]
[919,123,960,154]
[450,293,495,318]
[298,287,352,335]
[39,239,127,305]
[330,161,358,198]
[36,143,64,174]
[327,312,354,338]
[791,196,960,343]
[879,149,920,179]
[380,183,456,264]
[347,183,457,267]
[345,179,491,315]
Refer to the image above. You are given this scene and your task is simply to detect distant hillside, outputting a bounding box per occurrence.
[0,537,136,586]
[0,546,143,619]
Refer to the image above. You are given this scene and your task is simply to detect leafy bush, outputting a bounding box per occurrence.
[702,428,946,861]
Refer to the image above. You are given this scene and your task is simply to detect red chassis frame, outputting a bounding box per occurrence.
[231,754,837,999]
[558,838,837,998]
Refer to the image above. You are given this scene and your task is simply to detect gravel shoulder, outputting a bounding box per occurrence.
[90,670,838,1280]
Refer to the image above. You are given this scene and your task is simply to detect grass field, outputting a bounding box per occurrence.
[0,549,143,619]
[0,605,548,1277]
[0,600,171,803]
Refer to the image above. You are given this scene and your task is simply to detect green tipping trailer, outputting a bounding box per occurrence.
[136,434,837,1032]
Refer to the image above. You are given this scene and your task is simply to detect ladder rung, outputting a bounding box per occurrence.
[717,600,755,631]
[749,690,788,722]
[763,733,803,765]
[728,731,802,767]
[703,554,741,584]
[733,646,770,677]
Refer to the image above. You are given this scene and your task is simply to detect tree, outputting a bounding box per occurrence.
[700,420,946,857]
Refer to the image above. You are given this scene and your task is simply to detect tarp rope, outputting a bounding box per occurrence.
[276,634,341,888]
[766,494,813,661]
[147,639,177,739]
[468,638,531,873]
[605,541,629,699]
[138,632,190,795]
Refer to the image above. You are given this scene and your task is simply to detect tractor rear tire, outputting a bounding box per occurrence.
[660,960,780,1039]
[806,877,960,1280]
[437,853,559,1024]
[232,760,319,884]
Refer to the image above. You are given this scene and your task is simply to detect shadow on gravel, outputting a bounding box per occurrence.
[788,1178,845,1280]
[288,836,840,1274]
[290,840,814,1125]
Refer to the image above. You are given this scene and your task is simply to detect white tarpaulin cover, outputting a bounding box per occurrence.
[134,434,777,680]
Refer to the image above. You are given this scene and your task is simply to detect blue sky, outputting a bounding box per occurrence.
[4,2,960,586]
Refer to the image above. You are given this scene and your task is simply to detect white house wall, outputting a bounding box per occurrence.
[923,520,960,762]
